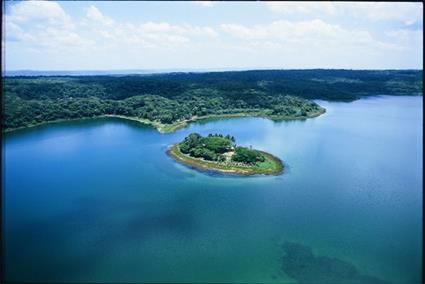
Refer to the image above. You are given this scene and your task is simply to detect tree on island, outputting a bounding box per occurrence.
[179,132,234,162]
[232,146,265,164]
[179,132,265,165]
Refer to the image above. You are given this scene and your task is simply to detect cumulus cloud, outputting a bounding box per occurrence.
[265,2,336,16]
[5,1,218,53]
[7,0,74,28]
[3,1,422,70]
[265,2,423,26]
[86,5,114,26]
[193,1,215,8]
[82,8,219,50]
[4,0,92,53]
[347,2,423,25]
[221,19,402,52]
[385,29,423,51]
[5,21,33,42]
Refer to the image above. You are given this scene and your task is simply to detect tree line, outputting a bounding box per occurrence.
[3,69,422,130]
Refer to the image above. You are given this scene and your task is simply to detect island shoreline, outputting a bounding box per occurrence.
[166,143,284,176]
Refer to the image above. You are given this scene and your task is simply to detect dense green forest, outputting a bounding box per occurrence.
[3,69,422,131]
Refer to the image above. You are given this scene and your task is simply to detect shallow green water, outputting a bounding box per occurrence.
[3,96,422,283]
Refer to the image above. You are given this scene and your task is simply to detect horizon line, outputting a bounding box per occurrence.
[4,67,423,74]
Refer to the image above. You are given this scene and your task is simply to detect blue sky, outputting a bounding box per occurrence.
[3,1,423,70]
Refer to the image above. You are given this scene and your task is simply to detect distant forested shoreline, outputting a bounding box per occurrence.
[2,69,422,132]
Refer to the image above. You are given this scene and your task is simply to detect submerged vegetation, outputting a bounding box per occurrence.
[3,69,421,132]
[167,133,283,175]
[280,242,389,284]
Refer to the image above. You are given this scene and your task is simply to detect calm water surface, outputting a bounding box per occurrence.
[3,96,423,283]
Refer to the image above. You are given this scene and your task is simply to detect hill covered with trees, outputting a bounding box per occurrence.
[3,69,422,132]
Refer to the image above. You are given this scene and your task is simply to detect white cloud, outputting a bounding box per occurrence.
[221,19,390,46]
[193,1,215,8]
[5,21,34,42]
[385,29,423,50]
[4,2,218,53]
[265,2,423,26]
[265,1,337,16]
[7,0,74,28]
[103,22,218,49]
[86,5,114,26]
[4,1,94,54]
[3,1,422,70]
[347,2,422,24]
[37,28,95,50]
[217,16,422,69]
[83,7,219,49]
[205,3,422,68]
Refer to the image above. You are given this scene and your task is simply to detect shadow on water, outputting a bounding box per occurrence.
[280,242,389,284]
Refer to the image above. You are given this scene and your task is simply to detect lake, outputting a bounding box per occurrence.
[3,96,422,283]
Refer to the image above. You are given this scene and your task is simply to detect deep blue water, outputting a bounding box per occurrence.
[3,96,423,283]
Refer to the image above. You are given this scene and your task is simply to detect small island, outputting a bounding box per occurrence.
[167,133,283,175]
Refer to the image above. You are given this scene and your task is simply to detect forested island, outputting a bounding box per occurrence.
[167,133,283,175]
[3,69,422,132]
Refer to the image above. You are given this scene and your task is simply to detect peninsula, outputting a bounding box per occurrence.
[167,133,284,175]
[4,70,422,133]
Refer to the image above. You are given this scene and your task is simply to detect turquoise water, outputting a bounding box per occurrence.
[3,96,422,283]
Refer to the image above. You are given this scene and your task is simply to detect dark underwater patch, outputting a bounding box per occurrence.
[280,242,389,284]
